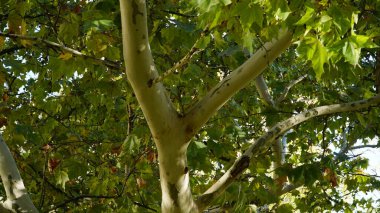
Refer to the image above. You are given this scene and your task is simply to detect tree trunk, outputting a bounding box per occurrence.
[157,136,197,212]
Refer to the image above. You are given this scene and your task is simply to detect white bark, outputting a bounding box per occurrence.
[0,135,38,212]
[119,2,294,211]
[183,30,292,139]
[254,74,286,192]
[119,1,196,212]
[254,75,276,107]
[119,0,179,136]
[196,94,380,210]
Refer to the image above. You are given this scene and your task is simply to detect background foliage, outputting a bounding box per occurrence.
[0,0,380,211]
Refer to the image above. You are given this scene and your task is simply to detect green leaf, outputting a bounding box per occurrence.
[124,135,140,152]
[194,141,207,149]
[213,31,225,48]
[277,204,294,213]
[48,57,67,82]
[312,40,328,80]
[219,0,231,6]
[196,0,219,12]
[320,14,332,23]
[328,6,351,34]
[350,34,378,48]
[195,35,211,49]
[241,30,254,52]
[295,6,315,25]
[233,2,263,29]
[55,170,69,190]
[298,37,328,80]
[209,10,222,29]
[342,40,360,66]
[269,0,291,20]
[58,13,80,43]
[355,112,366,127]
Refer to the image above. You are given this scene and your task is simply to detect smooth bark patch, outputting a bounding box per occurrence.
[131,0,143,25]
[185,125,194,135]
[210,78,231,97]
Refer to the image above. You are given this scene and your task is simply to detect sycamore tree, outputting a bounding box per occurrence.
[0,0,380,212]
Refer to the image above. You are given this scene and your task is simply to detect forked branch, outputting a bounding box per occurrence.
[120,0,179,139]
[152,28,208,84]
[0,32,121,70]
[183,30,293,139]
[196,94,380,210]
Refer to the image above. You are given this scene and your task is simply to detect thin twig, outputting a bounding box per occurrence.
[350,144,380,150]
[152,28,209,84]
[345,172,380,178]
[162,10,197,18]
[0,32,122,70]
[0,45,25,56]
[276,74,307,103]
[52,194,157,212]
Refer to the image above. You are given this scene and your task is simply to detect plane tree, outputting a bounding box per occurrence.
[0,0,380,212]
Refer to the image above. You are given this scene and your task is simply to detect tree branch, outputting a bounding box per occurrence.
[0,46,25,56]
[120,0,180,141]
[375,52,380,93]
[195,94,380,210]
[0,135,38,212]
[162,10,197,18]
[254,74,276,107]
[253,74,286,192]
[152,29,207,84]
[52,193,157,212]
[276,74,307,104]
[350,144,380,150]
[0,32,121,70]
[183,30,293,139]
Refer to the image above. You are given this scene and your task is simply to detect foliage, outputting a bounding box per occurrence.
[0,0,379,211]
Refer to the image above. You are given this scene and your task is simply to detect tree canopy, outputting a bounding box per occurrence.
[0,0,380,212]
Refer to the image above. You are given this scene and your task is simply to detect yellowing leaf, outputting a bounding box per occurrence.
[20,39,33,47]
[8,13,23,34]
[0,37,4,50]
[20,19,27,35]
[0,72,5,85]
[59,52,73,60]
